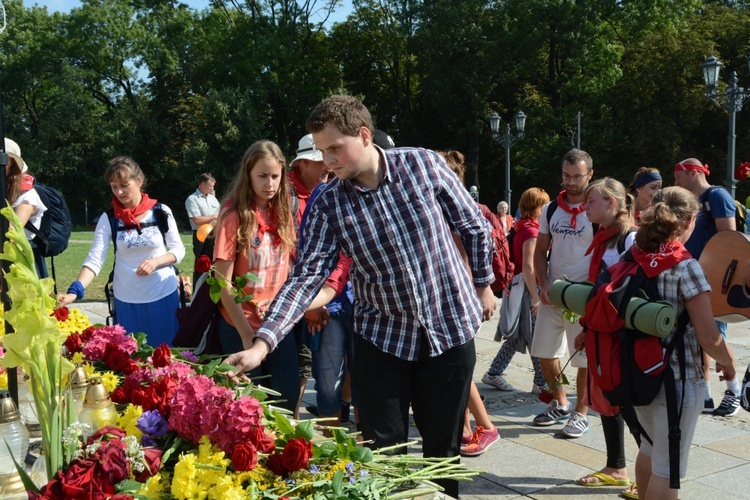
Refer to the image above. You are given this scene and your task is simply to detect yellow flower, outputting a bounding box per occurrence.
[71,352,85,364]
[0,371,7,390]
[117,404,143,439]
[82,363,95,378]
[56,308,92,336]
[100,371,119,393]
[171,453,200,500]
[137,472,170,498]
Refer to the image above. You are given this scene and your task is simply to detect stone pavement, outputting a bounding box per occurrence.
[74,302,750,499]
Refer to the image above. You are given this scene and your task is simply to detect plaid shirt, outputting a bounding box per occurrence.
[255,147,494,360]
[657,259,712,381]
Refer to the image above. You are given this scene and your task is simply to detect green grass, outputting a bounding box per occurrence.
[47,229,196,302]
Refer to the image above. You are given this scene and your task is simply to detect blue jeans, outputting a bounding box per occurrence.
[218,315,299,413]
[309,301,355,415]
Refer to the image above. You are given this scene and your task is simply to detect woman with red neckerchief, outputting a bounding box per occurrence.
[624,187,735,500]
[58,157,185,346]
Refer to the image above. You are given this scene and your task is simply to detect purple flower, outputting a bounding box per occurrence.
[137,409,170,438]
[141,434,157,447]
[180,351,199,362]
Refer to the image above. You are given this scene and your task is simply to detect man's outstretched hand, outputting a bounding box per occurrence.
[223,339,271,382]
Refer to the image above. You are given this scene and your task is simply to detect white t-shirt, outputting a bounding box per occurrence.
[13,188,47,241]
[539,200,596,282]
[82,205,186,304]
[600,231,636,269]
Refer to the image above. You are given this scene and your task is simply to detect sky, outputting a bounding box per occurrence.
[27,0,353,26]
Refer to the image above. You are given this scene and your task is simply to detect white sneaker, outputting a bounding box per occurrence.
[481,372,514,391]
[561,411,589,438]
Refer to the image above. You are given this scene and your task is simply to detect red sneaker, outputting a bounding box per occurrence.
[461,432,473,445]
[460,425,500,457]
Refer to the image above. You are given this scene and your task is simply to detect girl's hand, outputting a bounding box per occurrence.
[136,258,157,276]
[305,307,331,334]
[57,293,76,307]
[573,331,585,351]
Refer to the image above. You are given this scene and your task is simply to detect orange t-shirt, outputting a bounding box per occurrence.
[213,209,293,330]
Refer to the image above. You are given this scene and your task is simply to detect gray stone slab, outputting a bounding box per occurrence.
[460,475,523,499]
[682,445,747,481]
[691,415,749,446]
[692,462,750,497]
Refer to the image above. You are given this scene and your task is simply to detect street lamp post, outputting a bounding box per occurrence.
[489,111,526,209]
[701,55,750,200]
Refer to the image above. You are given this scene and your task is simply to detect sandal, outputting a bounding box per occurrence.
[578,471,630,487]
[621,482,638,499]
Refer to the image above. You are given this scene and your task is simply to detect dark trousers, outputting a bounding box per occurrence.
[191,231,203,285]
[352,333,475,499]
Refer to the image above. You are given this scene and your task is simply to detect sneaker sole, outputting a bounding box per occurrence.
[460,435,500,457]
[561,427,590,438]
[712,407,740,417]
[702,407,715,414]
[533,416,568,427]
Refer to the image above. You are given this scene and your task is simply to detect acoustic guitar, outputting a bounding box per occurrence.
[698,230,750,322]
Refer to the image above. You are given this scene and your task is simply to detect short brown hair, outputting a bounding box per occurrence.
[437,150,466,183]
[306,95,374,137]
[562,149,593,171]
[636,186,699,252]
[105,156,146,186]
[518,187,549,220]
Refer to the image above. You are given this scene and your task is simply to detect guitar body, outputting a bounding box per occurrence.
[698,230,750,322]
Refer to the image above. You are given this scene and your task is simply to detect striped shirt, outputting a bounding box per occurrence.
[255,147,494,360]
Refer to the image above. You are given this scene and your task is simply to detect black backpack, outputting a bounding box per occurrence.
[702,186,746,232]
[104,204,186,324]
[583,249,689,489]
[24,182,72,257]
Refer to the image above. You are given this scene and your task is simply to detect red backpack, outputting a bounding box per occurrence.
[478,203,513,292]
[583,248,688,489]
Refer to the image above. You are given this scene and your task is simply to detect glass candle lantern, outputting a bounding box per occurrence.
[67,365,90,417]
[0,391,31,495]
[78,378,117,437]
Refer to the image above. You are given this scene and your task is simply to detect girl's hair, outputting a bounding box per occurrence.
[105,156,146,187]
[219,140,295,255]
[518,187,549,220]
[5,157,24,203]
[629,167,661,194]
[584,178,634,247]
[438,150,466,183]
[636,186,699,252]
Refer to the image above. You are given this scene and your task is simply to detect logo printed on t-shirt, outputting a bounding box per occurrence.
[550,219,587,239]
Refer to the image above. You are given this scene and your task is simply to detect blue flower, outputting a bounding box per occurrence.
[310,464,320,473]
[137,410,170,438]
[345,462,355,473]
[140,434,157,447]
[349,477,356,483]
[286,478,296,485]
[180,351,199,362]
[359,470,369,477]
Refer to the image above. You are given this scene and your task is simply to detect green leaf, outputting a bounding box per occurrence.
[331,470,344,496]
[243,272,262,283]
[294,420,314,440]
[4,439,40,493]
[274,412,295,436]
[209,282,222,304]
[350,446,373,463]
[116,479,146,492]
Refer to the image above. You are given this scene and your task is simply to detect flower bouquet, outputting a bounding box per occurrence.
[0,207,479,499]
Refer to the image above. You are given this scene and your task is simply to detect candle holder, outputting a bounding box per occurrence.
[78,378,117,437]
[0,391,30,495]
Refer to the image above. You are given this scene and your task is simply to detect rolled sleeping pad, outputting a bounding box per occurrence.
[549,279,675,338]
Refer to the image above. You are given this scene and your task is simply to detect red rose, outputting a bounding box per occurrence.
[231,442,259,471]
[87,426,127,445]
[152,376,177,416]
[98,442,130,483]
[60,459,97,497]
[51,307,70,322]
[195,254,212,274]
[280,438,313,473]
[30,471,65,500]
[135,448,163,482]
[64,333,83,354]
[81,326,97,342]
[266,452,287,476]
[248,426,276,454]
[103,344,138,375]
[151,343,172,368]
[110,386,128,404]
[131,386,161,412]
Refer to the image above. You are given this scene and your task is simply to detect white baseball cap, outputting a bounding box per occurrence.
[5,138,28,172]
[290,134,323,167]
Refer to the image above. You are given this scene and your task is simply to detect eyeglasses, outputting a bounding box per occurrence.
[562,173,589,182]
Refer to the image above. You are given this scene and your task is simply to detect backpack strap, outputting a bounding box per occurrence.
[663,310,689,489]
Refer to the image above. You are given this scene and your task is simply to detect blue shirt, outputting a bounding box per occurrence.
[255,147,494,361]
[685,186,736,259]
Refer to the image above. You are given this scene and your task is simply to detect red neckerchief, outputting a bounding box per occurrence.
[515,218,539,233]
[585,225,620,282]
[634,209,642,224]
[254,205,280,245]
[556,191,585,229]
[631,240,692,278]
[112,193,157,231]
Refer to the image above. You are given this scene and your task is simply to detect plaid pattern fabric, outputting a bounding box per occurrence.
[656,259,711,381]
[256,147,494,361]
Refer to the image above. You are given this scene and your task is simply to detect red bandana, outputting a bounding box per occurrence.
[585,225,620,282]
[675,160,710,176]
[630,241,692,278]
[112,193,157,231]
[556,191,585,229]
[254,205,280,246]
